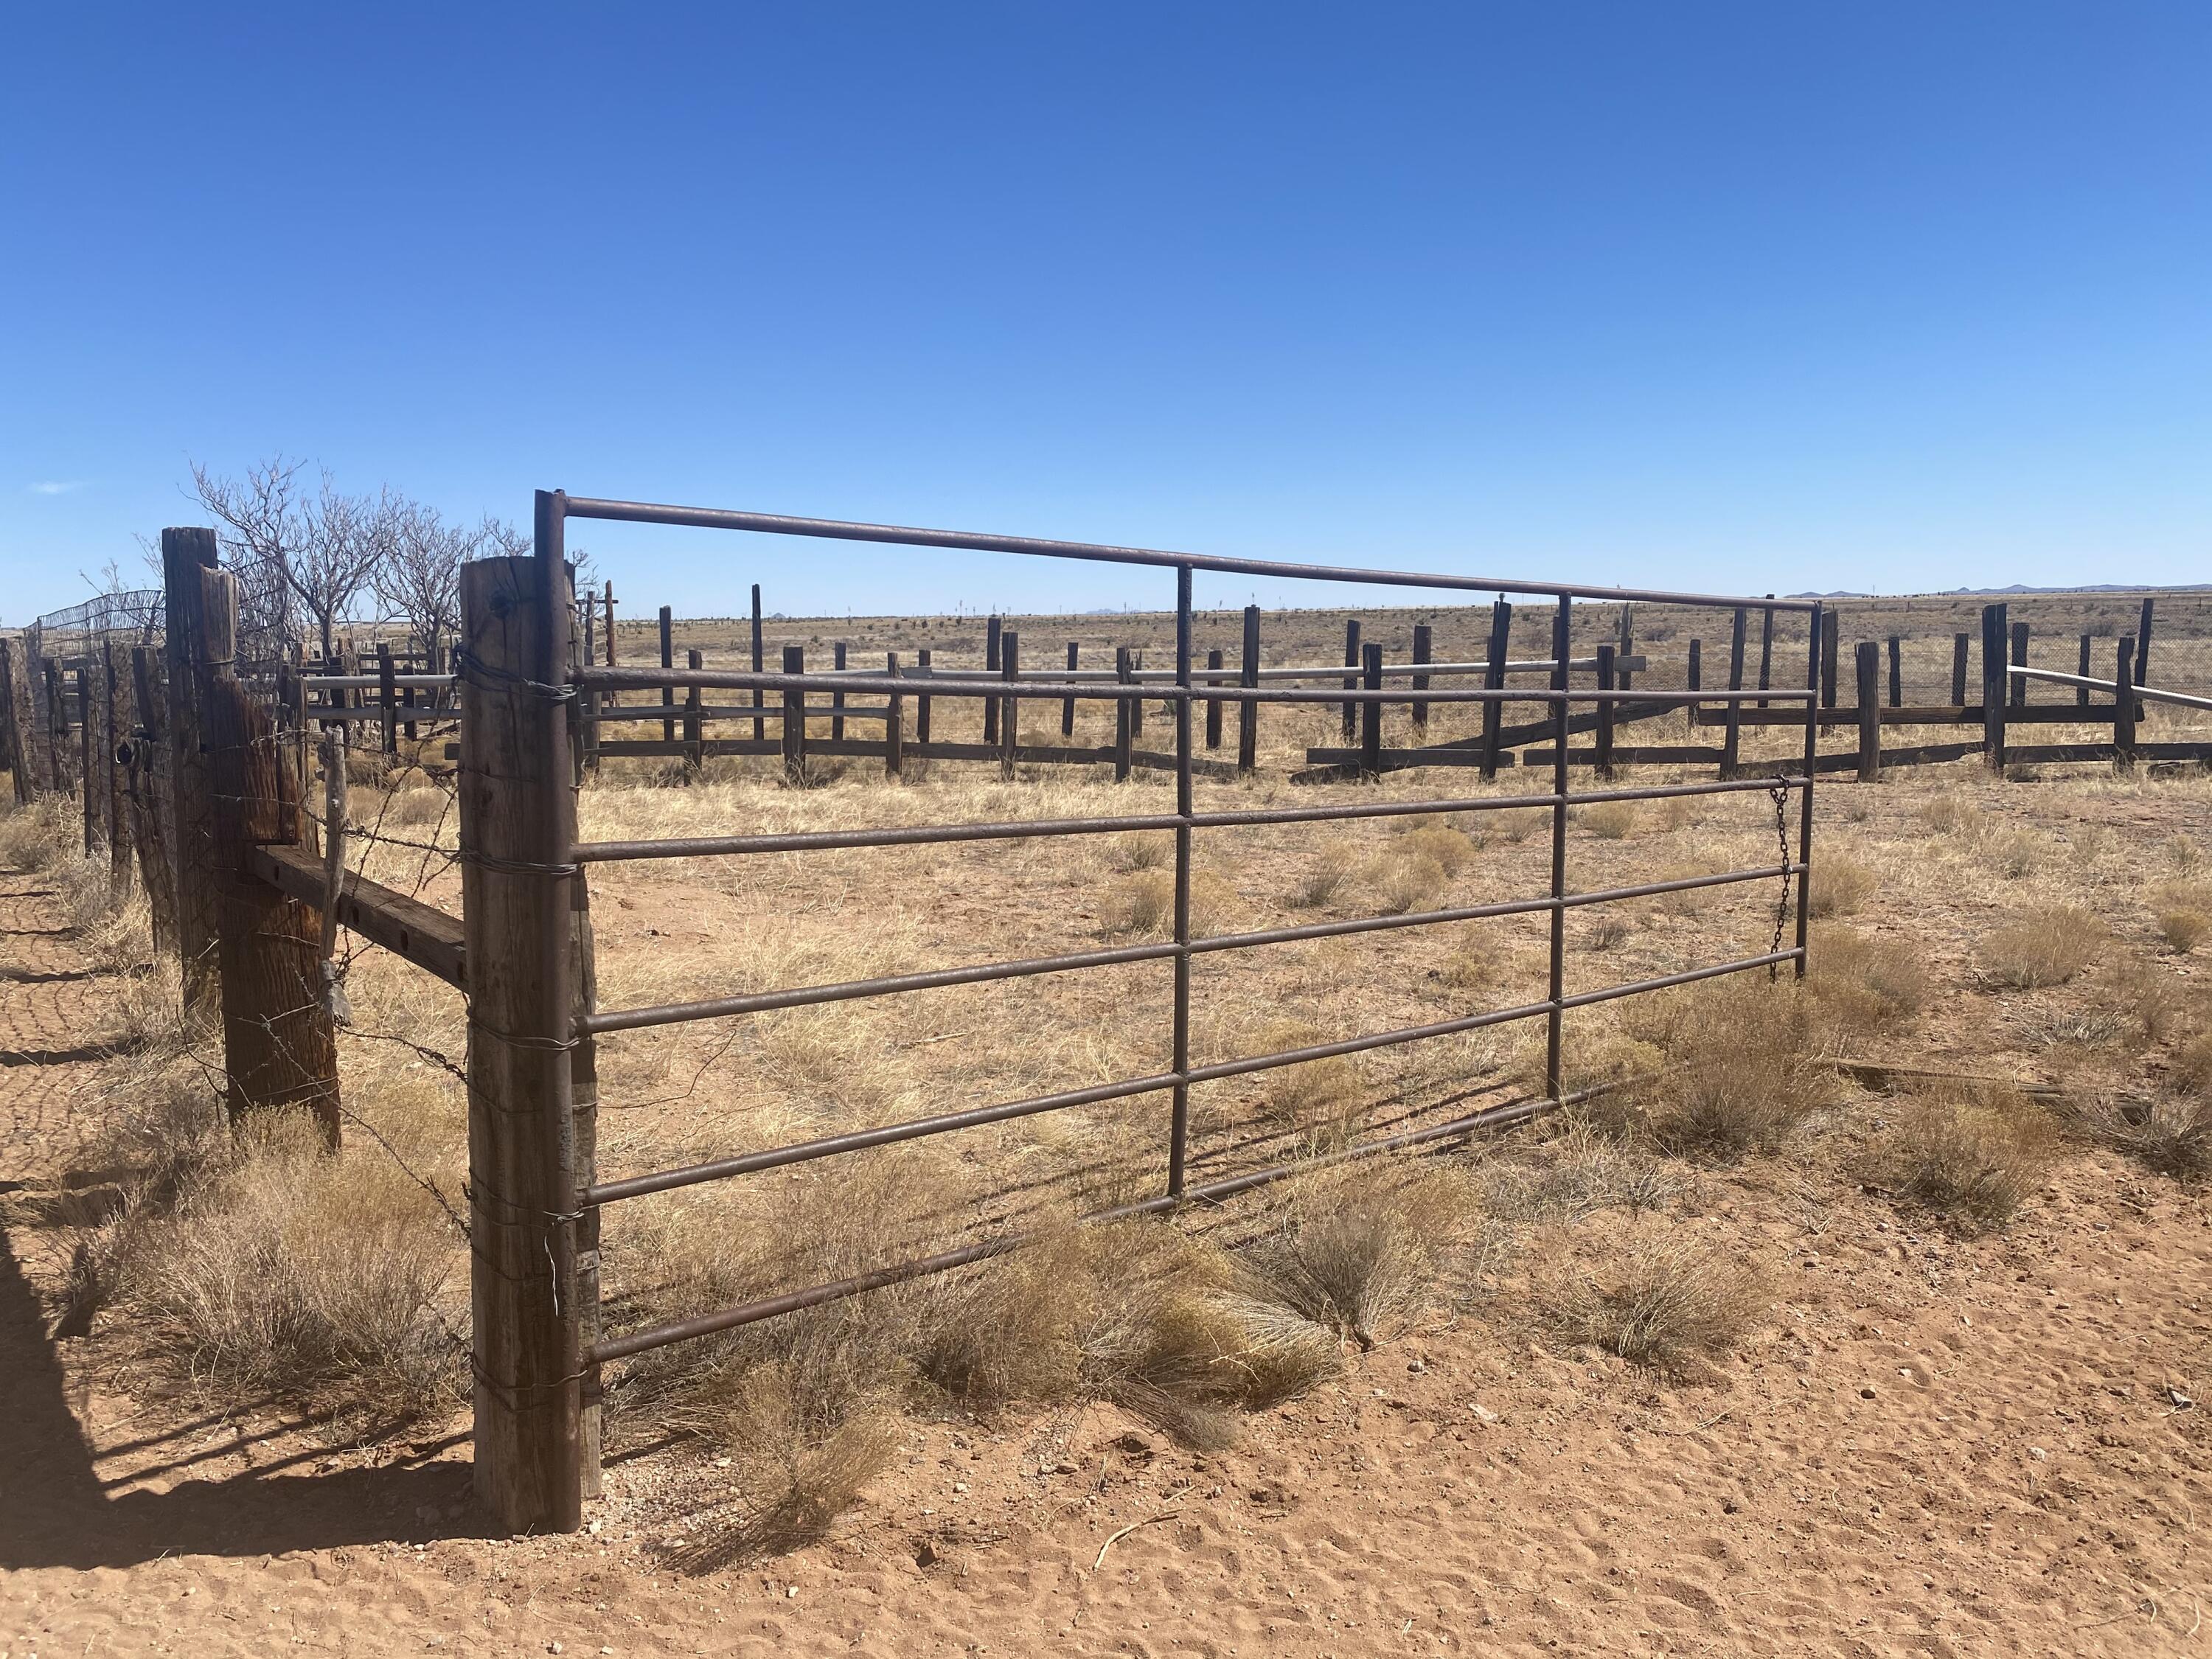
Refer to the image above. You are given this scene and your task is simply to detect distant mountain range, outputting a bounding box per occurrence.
[1790,584,2212,599]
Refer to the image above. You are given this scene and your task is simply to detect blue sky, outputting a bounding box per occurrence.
[3,3,2206,624]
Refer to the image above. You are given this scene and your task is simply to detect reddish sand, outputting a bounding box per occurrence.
[5,861,2210,1657]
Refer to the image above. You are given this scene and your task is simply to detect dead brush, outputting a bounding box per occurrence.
[1396,824,1474,876]
[1240,1161,1483,1348]
[1807,854,1874,919]
[1099,869,1237,939]
[1470,806,1546,846]
[1919,792,1981,838]
[1540,1225,1769,1377]
[1371,851,1447,917]
[1102,830,1171,873]
[2173,1034,2212,1096]
[1980,906,2101,989]
[1654,860,1723,917]
[1609,982,1829,1161]
[1253,1019,1365,1147]
[1476,1118,1682,1223]
[1865,1088,2056,1231]
[1984,829,2049,880]
[2158,908,2210,955]
[0,795,74,870]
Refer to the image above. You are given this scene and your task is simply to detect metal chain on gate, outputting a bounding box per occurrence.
[1767,779,1793,978]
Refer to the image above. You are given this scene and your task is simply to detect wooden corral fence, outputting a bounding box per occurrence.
[8,510,2202,1540]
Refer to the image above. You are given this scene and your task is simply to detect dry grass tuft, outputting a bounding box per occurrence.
[1397,824,1474,876]
[1806,924,1927,1043]
[1585,911,1634,951]
[1618,985,1830,1162]
[1866,1089,2056,1231]
[1919,793,1981,837]
[1471,806,1547,846]
[1478,1119,1682,1223]
[1253,1020,1364,1145]
[1981,906,2101,989]
[1102,871,1174,937]
[1543,1228,1768,1376]
[1808,855,1874,919]
[1578,802,1638,841]
[0,796,75,871]
[1373,852,1447,917]
[1984,829,2048,880]
[2173,1034,2212,1096]
[1242,1162,1482,1347]
[2166,834,2205,877]
[1103,831,1170,873]
[2065,1093,2212,1184]
[2158,908,2210,955]
[1288,840,1358,908]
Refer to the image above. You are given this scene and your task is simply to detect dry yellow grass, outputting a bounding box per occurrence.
[1578,802,1638,841]
[1981,906,2102,988]
[1807,854,1874,918]
[1866,1088,2056,1231]
[1542,1227,1768,1376]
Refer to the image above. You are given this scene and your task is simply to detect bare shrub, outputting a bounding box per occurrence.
[1866,1090,2056,1231]
[2166,834,2205,877]
[1808,855,1874,919]
[2173,1034,2212,1096]
[1578,802,1638,841]
[1242,1162,1479,1348]
[1585,911,1634,951]
[1981,907,2101,989]
[1986,829,2050,880]
[1622,985,1829,1161]
[1542,1229,1768,1376]
[1289,840,1357,908]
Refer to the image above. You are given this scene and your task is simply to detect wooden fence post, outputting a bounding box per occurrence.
[125,646,177,953]
[658,607,675,745]
[378,644,399,757]
[1479,599,1511,782]
[1359,643,1383,778]
[1617,605,1635,694]
[1950,633,1969,706]
[885,652,904,779]
[1856,641,1882,783]
[1595,644,1616,779]
[1980,603,2008,771]
[1755,600,1775,709]
[983,616,1001,744]
[915,648,933,744]
[1719,607,1747,780]
[1411,624,1432,731]
[1114,647,1133,782]
[1687,638,1703,696]
[456,542,584,1537]
[102,641,128,895]
[1819,611,1840,726]
[2138,597,2154,686]
[77,666,95,856]
[1237,606,1261,774]
[1131,650,1146,737]
[2114,636,2138,768]
[1206,648,1225,748]
[1062,641,1079,737]
[1340,619,1360,740]
[782,646,807,782]
[44,658,69,793]
[0,640,29,804]
[2076,634,2093,708]
[195,563,339,1138]
[1887,636,1902,708]
[684,650,703,776]
[2008,621,2029,709]
[162,528,223,1016]
[832,641,847,742]
[749,582,763,742]
[1000,630,1020,779]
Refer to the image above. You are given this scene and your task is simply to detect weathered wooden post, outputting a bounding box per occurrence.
[1359,642,1383,778]
[999,629,1020,779]
[1856,641,1882,783]
[162,529,223,1017]
[195,563,339,1138]
[1410,624,1432,731]
[658,606,675,745]
[1980,603,2008,771]
[1237,605,1261,775]
[684,650,704,776]
[77,665,95,856]
[1616,605,1635,694]
[1206,648,1225,748]
[1887,636,1902,709]
[1114,647,1133,782]
[915,647,933,745]
[2076,634,2093,709]
[378,644,399,757]
[1340,619,1360,740]
[983,616,1001,744]
[781,645,807,782]
[1687,638,1703,695]
[831,641,847,742]
[125,647,177,952]
[2113,636,2138,767]
[1950,633,1970,707]
[102,641,128,895]
[885,651,905,780]
[2008,621,2029,709]
[1719,607,1747,780]
[0,640,29,804]
[1820,611,1840,726]
[2138,597,2155,686]
[1755,600,1775,709]
[1595,643,1616,779]
[1478,599,1511,782]
[749,582,764,742]
[456,529,585,1536]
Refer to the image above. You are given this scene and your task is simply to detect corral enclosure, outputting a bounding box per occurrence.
[7,497,2212,1546]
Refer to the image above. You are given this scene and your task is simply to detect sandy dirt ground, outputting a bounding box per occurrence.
[7,845,2212,1658]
